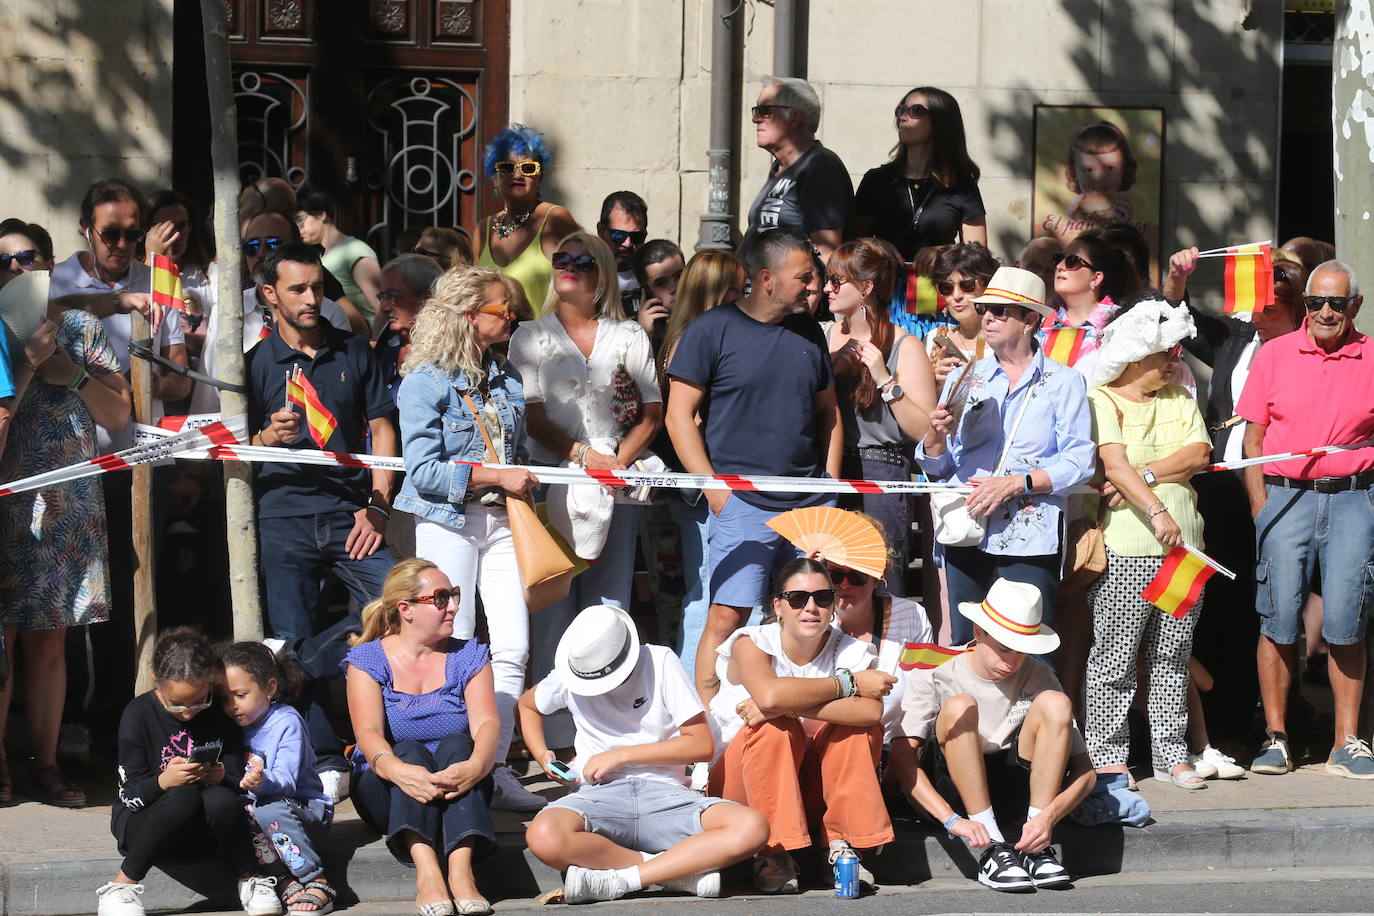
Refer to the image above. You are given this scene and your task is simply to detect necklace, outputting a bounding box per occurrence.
[493,204,536,239]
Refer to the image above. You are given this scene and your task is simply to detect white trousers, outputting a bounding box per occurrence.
[415,506,529,761]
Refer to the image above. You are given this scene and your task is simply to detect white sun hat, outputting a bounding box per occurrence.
[958,578,1060,654]
[554,604,641,696]
[972,266,1053,317]
[1087,296,1197,389]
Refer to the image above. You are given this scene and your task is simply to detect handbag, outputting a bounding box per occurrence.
[462,394,576,612]
[1061,394,1125,592]
[931,377,1036,548]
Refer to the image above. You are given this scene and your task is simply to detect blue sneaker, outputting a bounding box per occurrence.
[1250,729,1293,775]
[1326,736,1374,780]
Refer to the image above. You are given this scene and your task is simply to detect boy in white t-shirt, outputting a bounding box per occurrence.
[517,605,768,903]
[894,579,1095,893]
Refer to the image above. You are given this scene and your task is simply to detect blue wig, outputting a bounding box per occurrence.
[483,124,552,177]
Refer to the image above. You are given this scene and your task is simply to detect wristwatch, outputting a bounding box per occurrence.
[880,382,904,403]
[1141,467,1158,487]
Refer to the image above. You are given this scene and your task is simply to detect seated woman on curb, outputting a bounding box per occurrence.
[344,559,500,916]
[707,558,897,894]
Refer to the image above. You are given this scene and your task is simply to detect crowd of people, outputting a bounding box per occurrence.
[0,77,1366,916]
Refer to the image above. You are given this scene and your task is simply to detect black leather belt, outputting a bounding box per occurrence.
[846,445,909,467]
[1263,472,1374,493]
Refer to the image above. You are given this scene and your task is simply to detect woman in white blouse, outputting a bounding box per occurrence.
[507,231,662,746]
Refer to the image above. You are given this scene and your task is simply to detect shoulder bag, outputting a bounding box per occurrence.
[1061,393,1125,592]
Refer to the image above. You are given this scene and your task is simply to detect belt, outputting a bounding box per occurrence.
[1263,472,1374,493]
[846,445,909,467]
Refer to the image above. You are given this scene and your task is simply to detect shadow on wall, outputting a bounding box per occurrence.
[0,1,173,242]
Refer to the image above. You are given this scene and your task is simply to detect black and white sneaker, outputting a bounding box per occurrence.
[1020,846,1071,888]
[977,842,1034,892]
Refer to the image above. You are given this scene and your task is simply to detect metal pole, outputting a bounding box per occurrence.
[697,0,740,251]
[200,0,262,640]
[1334,0,1374,335]
[773,0,796,78]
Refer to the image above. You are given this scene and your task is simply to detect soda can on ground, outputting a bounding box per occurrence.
[833,849,859,898]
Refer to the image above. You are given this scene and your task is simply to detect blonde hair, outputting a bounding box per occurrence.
[659,249,743,384]
[354,557,439,645]
[402,264,519,382]
[553,231,624,321]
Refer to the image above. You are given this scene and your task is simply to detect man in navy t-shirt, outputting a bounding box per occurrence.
[666,230,841,700]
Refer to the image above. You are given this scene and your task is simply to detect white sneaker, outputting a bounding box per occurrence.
[262,638,286,654]
[318,769,350,804]
[238,876,282,916]
[490,764,547,811]
[752,852,800,894]
[657,869,722,898]
[1191,746,1245,780]
[827,839,875,887]
[96,882,145,916]
[563,865,632,903]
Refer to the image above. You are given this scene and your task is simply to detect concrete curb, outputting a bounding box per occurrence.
[8,808,1374,915]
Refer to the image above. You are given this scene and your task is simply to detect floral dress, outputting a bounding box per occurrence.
[0,310,121,629]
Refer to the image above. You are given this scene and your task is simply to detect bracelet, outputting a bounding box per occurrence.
[832,675,842,700]
[370,750,395,770]
[573,443,591,467]
[366,503,391,520]
[834,667,858,698]
[1147,505,1169,520]
[943,813,962,834]
[19,356,37,373]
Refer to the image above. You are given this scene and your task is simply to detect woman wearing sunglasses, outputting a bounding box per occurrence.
[925,242,999,386]
[707,557,897,894]
[345,558,503,915]
[475,125,580,320]
[853,87,987,261]
[1038,234,1134,372]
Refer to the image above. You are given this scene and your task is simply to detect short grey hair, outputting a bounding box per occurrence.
[382,253,444,297]
[1306,258,1360,298]
[766,76,821,134]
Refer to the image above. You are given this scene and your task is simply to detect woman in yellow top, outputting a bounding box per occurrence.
[476,125,580,318]
[1083,295,1212,790]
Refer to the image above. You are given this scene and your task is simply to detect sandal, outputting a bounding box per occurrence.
[33,764,86,808]
[1154,765,1207,790]
[0,758,12,804]
[285,879,335,915]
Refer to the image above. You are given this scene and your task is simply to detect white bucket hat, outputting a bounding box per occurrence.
[546,482,614,560]
[958,578,1060,654]
[973,266,1053,318]
[1086,297,1197,389]
[554,604,641,696]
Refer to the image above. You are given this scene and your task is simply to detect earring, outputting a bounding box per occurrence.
[860,305,866,314]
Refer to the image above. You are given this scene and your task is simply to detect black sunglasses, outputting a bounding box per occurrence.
[94,227,145,248]
[975,303,1034,320]
[937,278,979,297]
[606,229,647,247]
[776,588,836,609]
[751,103,793,120]
[1053,252,1097,272]
[411,587,460,608]
[242,237,283,257]
[894,103,930,120]
[826,566,872,587]
[0,249,38,270]
[494,160,541,176]
[552,251,598,273]
[1305,295,1353,314]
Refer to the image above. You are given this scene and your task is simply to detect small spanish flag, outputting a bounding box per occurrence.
[285,366,339,448]
[1222,243,1274,314]
[150,254,185,312]
[1043,326,1088,367]
[905,269,943,315]
[1141,546,1218,619]
[898,642,970,671]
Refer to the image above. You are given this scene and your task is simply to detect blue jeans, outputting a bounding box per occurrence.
[1254,484,1374,645]
[944,546,1061,651]
[669,497,710,675]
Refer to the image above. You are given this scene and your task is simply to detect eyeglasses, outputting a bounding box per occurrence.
[377,289,417,304]
[0,249,38,270]
[242,237,283,257]
[826,566,872,587]
[894,103,930,120]
[413,246,442,259]
[937,278,979,296]
[975,303,1031,320]
[494,160,542,177]
[606,229,647,247]
[156,687,213,715]
[751,104,793,120]
[478,303,516,320]
[1052,253,1097,272]
[552,251,598,273]
[776,588,836,609]
[1305,295,1353,314]
[411,587,460,608]
[826,275,853,290]
[94,227,145,248]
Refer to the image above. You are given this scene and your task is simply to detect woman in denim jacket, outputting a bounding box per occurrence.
[394,264,547,812]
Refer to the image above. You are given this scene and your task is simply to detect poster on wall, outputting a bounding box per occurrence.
[1032,105,1165,286]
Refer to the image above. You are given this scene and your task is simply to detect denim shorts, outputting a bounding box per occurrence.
[1254,484,1374,646]
[707,494,834,607]
[544,777,733,854]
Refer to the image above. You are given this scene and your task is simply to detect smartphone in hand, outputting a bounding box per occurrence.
[189,740,223,765]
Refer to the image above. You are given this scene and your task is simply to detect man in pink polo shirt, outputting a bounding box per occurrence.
[1236,259,1374,780]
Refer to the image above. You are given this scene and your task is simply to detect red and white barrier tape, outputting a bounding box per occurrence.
[1205,437,1374,473]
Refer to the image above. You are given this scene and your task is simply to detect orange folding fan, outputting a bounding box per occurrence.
[765,506,888,579]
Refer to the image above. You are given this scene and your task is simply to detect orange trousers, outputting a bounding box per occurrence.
[709,718,894,853]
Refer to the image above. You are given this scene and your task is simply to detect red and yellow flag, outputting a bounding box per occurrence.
[285,366,339,448]
[898,642,970,671]
[1141,546,1218,619]
[904,269,943,315]
[1222,243,1274,314]
[1043,327,1088,366]
[150,254,185,312]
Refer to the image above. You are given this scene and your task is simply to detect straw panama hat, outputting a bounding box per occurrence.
[554,604,641,696]
[958,578,1060,654]
[972,266,1053,318]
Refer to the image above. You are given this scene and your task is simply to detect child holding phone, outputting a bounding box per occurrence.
[223,642,336,915]
[99,628,282,916]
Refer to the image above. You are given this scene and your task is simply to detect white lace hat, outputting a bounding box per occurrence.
[1087,297,1197,388]
[554,604,641,696]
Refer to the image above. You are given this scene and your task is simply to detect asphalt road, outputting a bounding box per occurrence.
[190,866,1374,915]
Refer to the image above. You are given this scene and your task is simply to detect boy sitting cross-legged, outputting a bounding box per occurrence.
[518,604,768,903]
[892,579,1095,893]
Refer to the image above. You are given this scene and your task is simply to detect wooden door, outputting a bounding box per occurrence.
[227,0,509,255]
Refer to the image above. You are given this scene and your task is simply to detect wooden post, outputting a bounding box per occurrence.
[130,309,157,693]
[201,0,262,640]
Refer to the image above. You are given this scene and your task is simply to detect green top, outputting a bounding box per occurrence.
[322,235,379,323]
[1089,385,1209,557]
[477,208,555,317]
